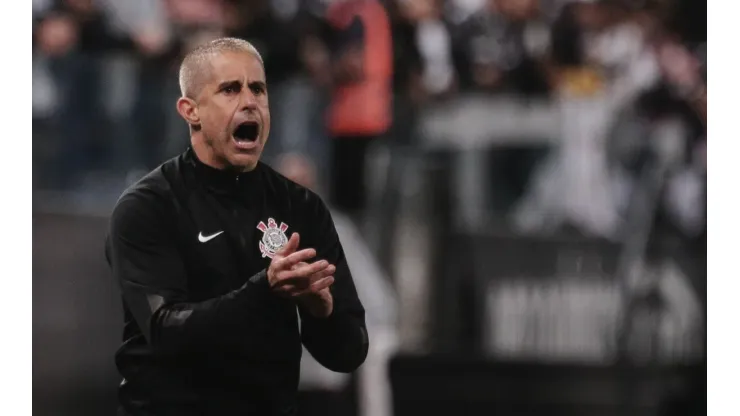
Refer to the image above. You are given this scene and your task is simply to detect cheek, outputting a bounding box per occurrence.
[261,97,270,117]
[203,105,233,132]
[260,102,271,128]
[262,114,271,137]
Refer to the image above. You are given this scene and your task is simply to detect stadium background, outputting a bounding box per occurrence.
[32,0,706,415]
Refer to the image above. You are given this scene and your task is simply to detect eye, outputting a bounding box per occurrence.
[250,84,266,95]
[222,84,241,94]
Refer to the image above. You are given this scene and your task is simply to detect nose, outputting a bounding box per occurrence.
[240,89,258,111]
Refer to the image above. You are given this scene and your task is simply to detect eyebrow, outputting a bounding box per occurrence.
[216,79,267,91]
[248,80,267,90]
[216,80,241,91]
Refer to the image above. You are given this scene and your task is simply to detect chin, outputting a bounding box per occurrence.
[229,153,260,171]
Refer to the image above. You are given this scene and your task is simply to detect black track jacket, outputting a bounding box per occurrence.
[105,148,369,415]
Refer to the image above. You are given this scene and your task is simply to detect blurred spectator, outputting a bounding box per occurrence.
[308,0,394,219]
[630,2,706,238]
[34,0,139,187]
[398,0,457,99]
[165,0,224,29]
[655,39,706,123]
[652,39,706,237]
[386,0,424,123]
[513,0,661,239]
[450,0,552,96]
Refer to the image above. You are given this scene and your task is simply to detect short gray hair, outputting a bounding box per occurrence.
[178,37,264,99]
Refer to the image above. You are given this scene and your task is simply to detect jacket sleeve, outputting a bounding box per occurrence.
[106,190,271,356]
[298,193,369,373]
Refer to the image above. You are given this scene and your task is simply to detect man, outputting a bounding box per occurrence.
[105,37,369,415]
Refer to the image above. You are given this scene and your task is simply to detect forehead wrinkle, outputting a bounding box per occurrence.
[215,66,264,99]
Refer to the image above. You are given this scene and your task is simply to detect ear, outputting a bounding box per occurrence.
[176,97,200,127]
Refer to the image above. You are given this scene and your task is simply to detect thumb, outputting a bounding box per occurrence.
[279,232,300,256]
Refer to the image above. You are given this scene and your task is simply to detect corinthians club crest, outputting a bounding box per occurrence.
[256,218,289,258]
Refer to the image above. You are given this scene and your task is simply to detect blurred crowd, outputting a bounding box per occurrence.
[32,0,706,239]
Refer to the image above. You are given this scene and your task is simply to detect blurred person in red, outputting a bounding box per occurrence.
[306,0,394,219]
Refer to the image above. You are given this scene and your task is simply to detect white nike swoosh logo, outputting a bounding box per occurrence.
[198,231,224,243]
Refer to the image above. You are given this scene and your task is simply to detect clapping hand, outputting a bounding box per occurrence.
[267,233,335,317]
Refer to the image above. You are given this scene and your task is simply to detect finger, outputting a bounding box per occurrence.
[275,274,330,296]
[277,260,329,282]
[281,252,322,274]
[291,261,309,270]
[276,232,300,256]
[274,248,316,271]
[294,276,335,297]
[310,275,334,292]
[308,264,335,283]
[274,262,333,289]
[272,273,308,288]
[274,283,298,296]
[281,248,317,268]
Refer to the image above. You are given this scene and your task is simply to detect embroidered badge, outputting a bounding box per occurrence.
[256,218,289,258]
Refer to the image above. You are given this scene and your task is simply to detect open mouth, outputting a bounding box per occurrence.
[233,121,259,143]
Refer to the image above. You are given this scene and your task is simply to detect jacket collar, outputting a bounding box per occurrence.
[184,147,262,194]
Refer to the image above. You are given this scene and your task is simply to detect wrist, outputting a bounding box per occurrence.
[249,269,270,288]
[300,290,333,318]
